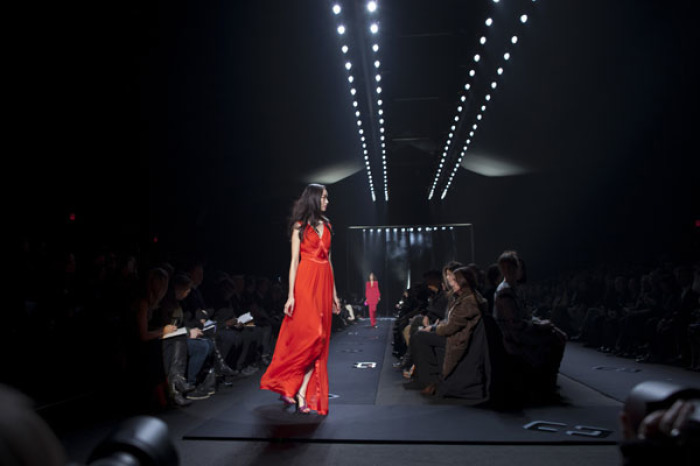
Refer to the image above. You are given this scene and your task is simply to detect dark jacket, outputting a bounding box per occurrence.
[435,291,485,377]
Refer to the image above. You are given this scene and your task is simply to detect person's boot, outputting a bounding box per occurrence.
[169,386,193,407]
[186,369,217,401]
[167,339,194,399]
[212,343,237,377]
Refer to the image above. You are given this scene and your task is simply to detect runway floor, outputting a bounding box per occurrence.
[57,318,700,466]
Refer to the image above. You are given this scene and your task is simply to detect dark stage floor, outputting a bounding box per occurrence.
[57,319,700,466]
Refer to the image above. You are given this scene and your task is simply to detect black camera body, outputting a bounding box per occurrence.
[624,381,700,440]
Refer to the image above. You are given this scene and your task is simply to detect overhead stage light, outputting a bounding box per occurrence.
[430,1,540,201]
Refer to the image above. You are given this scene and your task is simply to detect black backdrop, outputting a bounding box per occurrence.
[345,225,474,315]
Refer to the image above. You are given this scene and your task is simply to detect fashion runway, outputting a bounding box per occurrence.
[185,319,624,444]
[59,319,700,465]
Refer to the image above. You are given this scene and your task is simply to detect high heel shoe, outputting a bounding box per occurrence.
[295,393,311,414]
[280,394,295,406]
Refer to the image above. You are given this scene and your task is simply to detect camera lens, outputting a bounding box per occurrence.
[87,416,178,466]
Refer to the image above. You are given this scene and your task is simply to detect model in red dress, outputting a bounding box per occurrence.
[365,272,381,327]
[260,184,340,415]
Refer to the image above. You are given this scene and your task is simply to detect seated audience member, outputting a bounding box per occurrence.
[493,250,567,404]
[565,272,598,340]
[209,273,259,377]
[160,272,216,401]
[340,297,357,322]
[397,267,455,378]
[549,280,575,336]
[391,283,431,359]
[182,261,237,378]
[408,266,490,402]
[637,271,680,363]
[132,268,189,407]
[663,266,699,364]
[231,274,268,370]
[483,263,502,316]
[615,273,660,358]
[249,276,275,363]
[597,275,629,353]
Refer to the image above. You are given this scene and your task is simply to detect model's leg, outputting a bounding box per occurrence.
[296,366,314,413]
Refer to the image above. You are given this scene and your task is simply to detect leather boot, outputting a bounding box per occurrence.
[168,339,194,394]
[212,343,237,376]
[168,383,192,407]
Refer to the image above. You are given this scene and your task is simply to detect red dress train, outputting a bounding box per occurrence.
[260,223,334,414]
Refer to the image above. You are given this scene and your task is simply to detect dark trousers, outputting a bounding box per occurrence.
[217,328,244,369]
[223,327,264,369]
[402,315,427,368]
[410,330,446,388]
[186,338,214,384]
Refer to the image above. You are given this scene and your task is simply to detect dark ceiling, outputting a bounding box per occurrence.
[16,0,700,281]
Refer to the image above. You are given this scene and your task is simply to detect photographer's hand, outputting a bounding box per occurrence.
[621,399,696,440]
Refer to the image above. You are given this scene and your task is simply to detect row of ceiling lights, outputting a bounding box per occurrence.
[331,1,388,202]
[428,0,536,200]
[362,226,455,232]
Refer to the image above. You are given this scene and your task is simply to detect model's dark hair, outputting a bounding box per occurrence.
[289,183,331,241]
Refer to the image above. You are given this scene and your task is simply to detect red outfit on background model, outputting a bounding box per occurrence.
[365,274,381,327]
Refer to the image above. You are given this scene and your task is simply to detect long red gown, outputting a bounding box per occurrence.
[260,223,334,414]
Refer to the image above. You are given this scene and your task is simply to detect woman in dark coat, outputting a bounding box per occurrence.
[412,266,490,402]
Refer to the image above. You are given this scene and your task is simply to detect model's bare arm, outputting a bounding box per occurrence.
[284,224,302,317]
[329,251,341,314]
